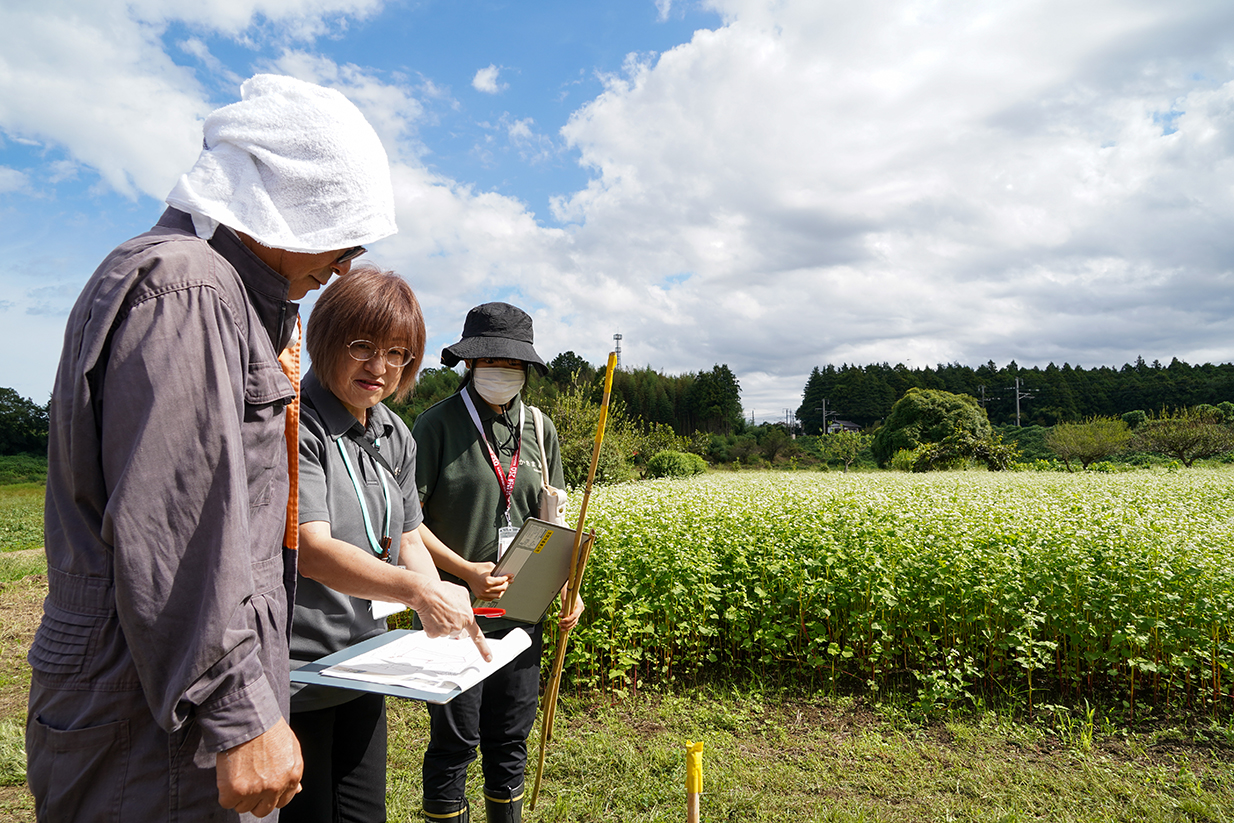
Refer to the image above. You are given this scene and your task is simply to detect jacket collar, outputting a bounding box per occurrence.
[158,207,299,352]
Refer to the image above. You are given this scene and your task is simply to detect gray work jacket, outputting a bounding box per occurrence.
[27,208,298,821]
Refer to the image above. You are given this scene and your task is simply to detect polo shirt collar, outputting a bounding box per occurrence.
[303,368,391,442]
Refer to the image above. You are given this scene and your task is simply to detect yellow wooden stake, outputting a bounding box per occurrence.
[686,740,703,823]
[528,352,618,811]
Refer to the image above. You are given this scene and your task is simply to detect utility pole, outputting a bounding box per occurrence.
[613,333,622,370]
[1012,377,1034,427]
[817,398,836,434]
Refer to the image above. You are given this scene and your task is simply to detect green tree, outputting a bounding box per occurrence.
[824,430,870,472]
[0,388,49,456]
[796,366,830,435]
[689,364,743,435]
[385,367,461,429]
[528,380,639,485]
[644,450,707,478]
[1045,417,1132,471]
[871,388,994,467]
[548,351,596,387]
[1133,407,1234,467]
[757,425,797,463]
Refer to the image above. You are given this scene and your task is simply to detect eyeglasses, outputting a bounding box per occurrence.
[347,340,412,368]
[334,246,367,266]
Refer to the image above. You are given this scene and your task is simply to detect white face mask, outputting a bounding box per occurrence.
[473,366,525,406]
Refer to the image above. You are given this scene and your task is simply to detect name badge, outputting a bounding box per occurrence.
[498,525,519,559]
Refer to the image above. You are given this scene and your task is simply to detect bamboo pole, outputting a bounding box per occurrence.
[529,352,617,810]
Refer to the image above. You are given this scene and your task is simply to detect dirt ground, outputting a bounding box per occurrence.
[0,573,45,821]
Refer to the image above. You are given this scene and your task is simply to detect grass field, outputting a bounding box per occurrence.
[1,472,1233,820]
[0,485,43,554]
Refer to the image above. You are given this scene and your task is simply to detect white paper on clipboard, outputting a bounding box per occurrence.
[474,517,591,624]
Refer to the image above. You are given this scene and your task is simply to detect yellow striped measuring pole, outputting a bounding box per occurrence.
[687,741,704,822]
[528,351,618,811]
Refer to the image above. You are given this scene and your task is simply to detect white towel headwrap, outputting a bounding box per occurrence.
[166,74,397,253]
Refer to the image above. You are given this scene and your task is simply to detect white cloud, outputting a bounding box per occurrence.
[0,167,29,193]
[0,0,389,201]
[472,64,507,94]
[502,115,555,163]
[531,0,1234,415]
[5,0,1234,423]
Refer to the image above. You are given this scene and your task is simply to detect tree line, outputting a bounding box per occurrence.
[796,357,1234,432]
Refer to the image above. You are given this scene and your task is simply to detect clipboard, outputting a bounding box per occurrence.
[475,517,592,624]
[290,628,531,704]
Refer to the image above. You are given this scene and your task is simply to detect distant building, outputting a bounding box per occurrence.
[827,420,862,434]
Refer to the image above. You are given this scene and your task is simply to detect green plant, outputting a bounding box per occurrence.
[644,450,706,479]
[562,470,1234,721]
[0,718,25,787]
[0,454,47,485]
[1134,407,1234,467]
[871,388,998,467]
[1046,417,1133,471]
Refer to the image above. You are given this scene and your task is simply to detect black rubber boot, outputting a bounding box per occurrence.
[423,798,469,823]
[483,782,524,823]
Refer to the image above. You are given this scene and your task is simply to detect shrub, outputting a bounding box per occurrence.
[0,454,47,485]
[1045,417,1132,471]
[871,388,995,467]
[644,451,707,479]
[1134,407,1234,467]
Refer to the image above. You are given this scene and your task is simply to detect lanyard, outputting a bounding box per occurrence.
[461,389,523,527]
[336,434,393,561]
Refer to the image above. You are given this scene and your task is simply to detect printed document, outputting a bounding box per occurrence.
[319,628,531,698]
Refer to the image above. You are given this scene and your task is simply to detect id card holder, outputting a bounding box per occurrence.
[498,525,519,560]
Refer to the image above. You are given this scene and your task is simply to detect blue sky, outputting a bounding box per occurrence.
[4,0,1234,424]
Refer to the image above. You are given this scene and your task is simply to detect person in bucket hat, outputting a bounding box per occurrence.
[439,302,548,375]
[412,303,583,823]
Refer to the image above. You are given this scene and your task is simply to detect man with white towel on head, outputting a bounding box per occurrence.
[27,74,484,821]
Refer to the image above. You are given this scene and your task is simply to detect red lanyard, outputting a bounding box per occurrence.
[461,389,523,525]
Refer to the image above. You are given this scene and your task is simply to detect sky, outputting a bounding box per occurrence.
[3,0,1234,424]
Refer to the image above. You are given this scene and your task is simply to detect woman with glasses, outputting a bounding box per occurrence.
[283,266,487,823]
[412,302,584,823]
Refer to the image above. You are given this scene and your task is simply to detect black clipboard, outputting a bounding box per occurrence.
[475,517,591,623]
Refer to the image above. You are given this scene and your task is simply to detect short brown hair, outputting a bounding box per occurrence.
[305,265,425,404]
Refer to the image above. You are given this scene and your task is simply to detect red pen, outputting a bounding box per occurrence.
[473,608,505,618]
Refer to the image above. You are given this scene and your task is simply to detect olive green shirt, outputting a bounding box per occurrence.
[412,382,564,630]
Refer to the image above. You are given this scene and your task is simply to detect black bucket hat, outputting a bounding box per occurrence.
[441,302,548,374]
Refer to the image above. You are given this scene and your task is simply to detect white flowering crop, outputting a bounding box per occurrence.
[558,470,1234,715]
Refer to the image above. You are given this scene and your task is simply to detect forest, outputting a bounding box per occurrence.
[5,354,1234,466]
[795,357,1234,432]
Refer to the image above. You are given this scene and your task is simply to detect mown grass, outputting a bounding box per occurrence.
[0,719,25,788]
[0,485,43,554]
[2,680,1228,821]
[383,689,1234,822]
